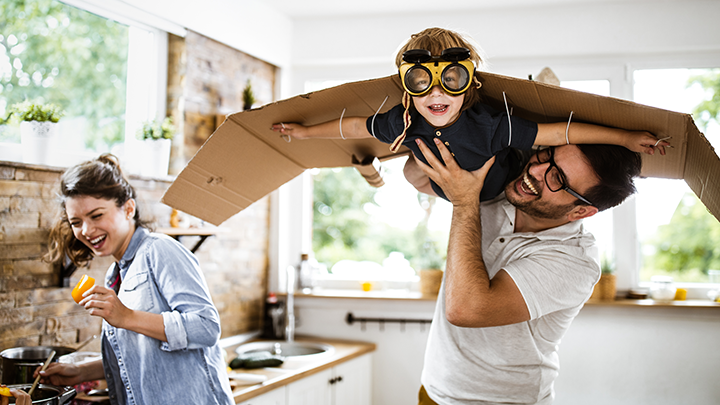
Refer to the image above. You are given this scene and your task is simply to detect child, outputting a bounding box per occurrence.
[271,27,667,203]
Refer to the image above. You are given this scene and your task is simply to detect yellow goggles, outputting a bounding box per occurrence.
[399,47,475,97]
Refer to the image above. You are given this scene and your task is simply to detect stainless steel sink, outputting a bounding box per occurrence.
[235,341,334,358]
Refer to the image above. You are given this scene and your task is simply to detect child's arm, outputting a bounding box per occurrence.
[271,117,372,140]
[404,155,439,197]
[535,122,669,155]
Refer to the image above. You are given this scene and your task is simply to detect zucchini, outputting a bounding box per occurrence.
[230,351,284,369]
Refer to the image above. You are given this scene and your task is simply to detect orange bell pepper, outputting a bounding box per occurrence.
[0,385,11,397]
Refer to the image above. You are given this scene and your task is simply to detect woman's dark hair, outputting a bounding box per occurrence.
[576,144,643,212]
[45,154,149,267]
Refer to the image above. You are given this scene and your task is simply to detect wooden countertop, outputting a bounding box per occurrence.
[222,336,376,403]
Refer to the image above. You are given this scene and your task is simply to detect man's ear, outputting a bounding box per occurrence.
[567,205,599,222]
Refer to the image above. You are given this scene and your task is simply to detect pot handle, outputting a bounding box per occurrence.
[59,385,77,405]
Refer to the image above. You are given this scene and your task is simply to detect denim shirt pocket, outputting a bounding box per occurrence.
[120,272,155,312]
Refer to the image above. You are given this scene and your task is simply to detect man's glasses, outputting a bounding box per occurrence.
[535,147,594,206]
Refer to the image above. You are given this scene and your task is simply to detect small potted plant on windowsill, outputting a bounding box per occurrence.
[136,116,175,177]
[418,239,445,296]
[7,100,64,165]
[591,253,617,301]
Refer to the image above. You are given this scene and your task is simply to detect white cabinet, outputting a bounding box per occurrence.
[286,354,371,405]
[331,353,371,405]
[238,388,286,405]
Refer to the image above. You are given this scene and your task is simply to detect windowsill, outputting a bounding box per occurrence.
[585,298,720,308]
[285,291,720,307]
[279,289,439,301]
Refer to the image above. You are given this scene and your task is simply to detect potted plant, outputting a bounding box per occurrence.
[136,116,175,177]
[418,239,445,295]
[7,100,64,165]
[242,79,256,111]
[591,253,617,301]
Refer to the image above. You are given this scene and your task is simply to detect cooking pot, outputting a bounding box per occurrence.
[1,347,75,385]
[2,383,75,404]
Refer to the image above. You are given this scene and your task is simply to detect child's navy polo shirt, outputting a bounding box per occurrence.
[367,101,538,202]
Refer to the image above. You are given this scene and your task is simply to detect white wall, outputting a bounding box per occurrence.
[295,297,720,405]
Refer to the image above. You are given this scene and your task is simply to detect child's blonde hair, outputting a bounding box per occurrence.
[395,27,485,109]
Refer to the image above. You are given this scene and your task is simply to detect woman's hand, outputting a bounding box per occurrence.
[0,387,31,405]
[35,362,86,387]
[80,285,133,329]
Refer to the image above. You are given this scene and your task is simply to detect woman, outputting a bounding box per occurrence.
[41,154,233,405]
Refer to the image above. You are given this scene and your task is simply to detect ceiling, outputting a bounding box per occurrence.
[259,0,623,18]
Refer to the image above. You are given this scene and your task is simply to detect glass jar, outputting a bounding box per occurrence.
[649,275,676,301]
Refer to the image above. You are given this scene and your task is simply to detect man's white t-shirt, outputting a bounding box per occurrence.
[421,194,600,405]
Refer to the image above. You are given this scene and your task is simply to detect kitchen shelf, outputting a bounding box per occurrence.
[157,227,226,253]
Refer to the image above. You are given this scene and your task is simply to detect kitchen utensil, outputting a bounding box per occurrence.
[1,346,75,385]
[28,350,55,396]
[74,335,97,352]
[2,383,75,405]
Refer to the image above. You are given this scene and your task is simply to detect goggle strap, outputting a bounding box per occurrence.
[389,92,412,153]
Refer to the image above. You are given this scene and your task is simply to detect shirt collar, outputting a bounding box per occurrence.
[117,227,150,273]
[499,196,584,241]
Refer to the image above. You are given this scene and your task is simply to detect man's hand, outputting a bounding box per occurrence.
[413,138,496,207]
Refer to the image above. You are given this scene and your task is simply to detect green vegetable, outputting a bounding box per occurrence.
[229,351,284,369]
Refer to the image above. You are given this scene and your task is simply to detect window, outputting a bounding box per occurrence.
[633,68,720,286]
[0,0,171,171]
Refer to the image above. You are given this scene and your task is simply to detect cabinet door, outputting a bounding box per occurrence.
[287,368,333,405]
[239,387,286,405]
[332,354,371,405]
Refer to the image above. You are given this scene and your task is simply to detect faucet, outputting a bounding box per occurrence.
[285,265,295,343]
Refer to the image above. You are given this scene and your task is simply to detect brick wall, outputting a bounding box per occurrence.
[0,30,275,353]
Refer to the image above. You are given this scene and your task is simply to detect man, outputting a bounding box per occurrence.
[413,137,644,405]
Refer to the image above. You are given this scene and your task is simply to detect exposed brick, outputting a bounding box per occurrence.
[0,291,13,308]
[33,301,84,319]
[0,244,45,261]
[0,227,48,244]
[0,307,34,326]
[0,179,45,198]
[0,212,40,228]
[15,168,61,183]
[0,336,41,352]
[39,329,78,347]
[0,166,15,180]
[0,319,44,342]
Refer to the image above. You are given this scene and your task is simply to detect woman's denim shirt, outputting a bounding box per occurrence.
[101,227,233,405]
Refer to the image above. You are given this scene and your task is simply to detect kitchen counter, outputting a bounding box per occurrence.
[221,336,376,403]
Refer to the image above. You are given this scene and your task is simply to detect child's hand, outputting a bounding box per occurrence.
[270,122,309,140]
[627,131,670,156]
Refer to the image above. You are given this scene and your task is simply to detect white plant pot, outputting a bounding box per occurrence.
[140,138,171,177]
[20,121,59,165]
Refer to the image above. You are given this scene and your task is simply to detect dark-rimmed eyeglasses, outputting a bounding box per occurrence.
[535,147,594,206]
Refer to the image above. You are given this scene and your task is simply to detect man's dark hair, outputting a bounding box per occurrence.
[576,144,643,212]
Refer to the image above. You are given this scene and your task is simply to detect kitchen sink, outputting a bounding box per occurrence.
[235,341,334,358]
